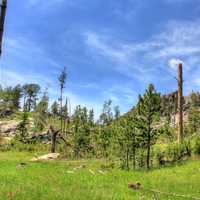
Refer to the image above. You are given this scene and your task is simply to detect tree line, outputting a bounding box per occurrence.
[1,68,200,169]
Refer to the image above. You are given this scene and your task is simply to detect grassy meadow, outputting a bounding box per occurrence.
[0,152,200,200]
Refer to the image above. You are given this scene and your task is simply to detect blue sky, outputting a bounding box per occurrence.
[1,0,200,117]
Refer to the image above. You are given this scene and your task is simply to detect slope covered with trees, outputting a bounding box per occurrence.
[0,69,200,170]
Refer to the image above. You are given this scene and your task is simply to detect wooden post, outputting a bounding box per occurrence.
[177,63,183,143]
[0,0,7,57]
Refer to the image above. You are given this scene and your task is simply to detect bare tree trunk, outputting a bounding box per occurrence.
[177,63,183,143]
[0,0,7,57]
[50,126,59,153]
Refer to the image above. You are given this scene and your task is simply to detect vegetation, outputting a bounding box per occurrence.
[0,152,200,200]
[1,68,200,199]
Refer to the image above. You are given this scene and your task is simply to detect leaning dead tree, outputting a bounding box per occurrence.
[50,126,60,153]
[49,126,71,153]
[0,0,7,57]
[177,63,183,143]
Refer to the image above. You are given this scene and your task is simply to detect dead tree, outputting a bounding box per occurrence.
[49,126,71,153]
[0,0,7,57]
[50,126,59,153]
[177,63,183,143]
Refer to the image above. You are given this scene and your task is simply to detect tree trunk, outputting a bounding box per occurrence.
[177,63,183,143]
[126,146,129,170]
[60,88,63,134]
[50,126,59,153]
[0,0,7,57]
[132,131,136,169]
[146,138,150,170]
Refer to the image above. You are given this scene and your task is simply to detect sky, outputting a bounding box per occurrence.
[1,0,200,117]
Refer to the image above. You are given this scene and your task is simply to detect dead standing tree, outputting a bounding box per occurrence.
[49,126,71,153]
[177,63,183,143]
[50,126,59,153]
[0,0,7,57]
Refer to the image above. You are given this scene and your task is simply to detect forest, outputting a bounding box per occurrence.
[1,66,200,169]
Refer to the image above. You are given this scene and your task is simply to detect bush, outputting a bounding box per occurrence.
[193,136,200,155]
[166,140,192,162]
[155,151,166,166]
[9,138,50,152]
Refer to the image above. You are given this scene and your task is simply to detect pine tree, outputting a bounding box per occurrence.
[23,84,40,112]
[16,112,29,143]
[51,101,59,117]
[136,84,161,169]
[34,91,49,131]
[58,67,67,133]
[99,100,113,157]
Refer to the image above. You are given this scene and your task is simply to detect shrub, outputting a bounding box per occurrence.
[193,136,200,155]
[155,151,166,166]
[166,140,192,162]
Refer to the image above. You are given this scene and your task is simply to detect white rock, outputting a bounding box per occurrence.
[30,153,60,161]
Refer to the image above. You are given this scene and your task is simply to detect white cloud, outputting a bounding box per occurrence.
[193,78,200,86]
[4,36,61,70]
[84,20,200,79]
[85,32,130,62]
[168,58,184,70]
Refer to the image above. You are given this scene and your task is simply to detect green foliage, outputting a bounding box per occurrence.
[34,92,49,131]
[58,67,67,91]
[155,150,166,166]
[166,141,192,162]
[193,136,200,155]
[160,123,176,142]
[58,67,67,133]
[187,105,200,135]
[72,105,94,157]
[135,84,161,169]
[0,152,200,200]
[97,100,115,158]
[23,84,41,111]
[99,100,113,125]
[16,112,29,143]
[51,101,59,116]
[0,85,22,117]
[115,111,140,170]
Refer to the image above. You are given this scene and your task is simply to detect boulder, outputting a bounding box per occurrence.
[0,120,19,137]
[30,153,60,161]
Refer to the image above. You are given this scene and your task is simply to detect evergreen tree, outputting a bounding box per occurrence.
[0,85,22,116]
[187,93,200,135]
[51,101,59,117]
[136,84,161,169]
[99,100,113,157]
[63,98,69,135]
[34,91,49,131]
[88,109,94,126]
[58,67,67,133]
[16,112,29,143]
[23,84,40,111]
[72,106,91,157]
[114,105,120,120]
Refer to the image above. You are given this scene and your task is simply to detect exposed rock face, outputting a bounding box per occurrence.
[0,120,19,137]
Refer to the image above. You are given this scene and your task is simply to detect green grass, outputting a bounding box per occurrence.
[0,152,200,200]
